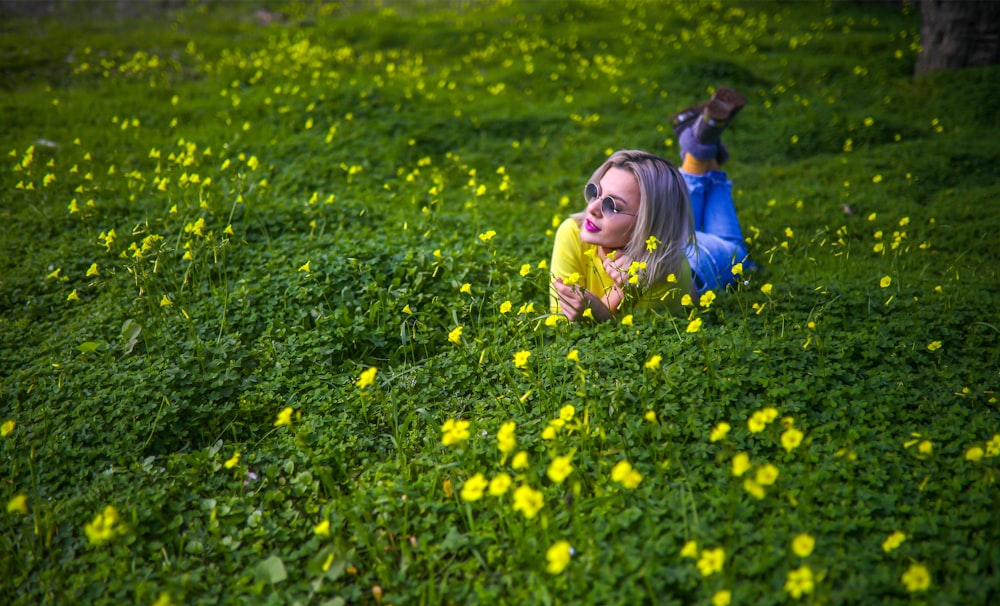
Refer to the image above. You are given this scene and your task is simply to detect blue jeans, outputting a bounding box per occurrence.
[682,170,751,292]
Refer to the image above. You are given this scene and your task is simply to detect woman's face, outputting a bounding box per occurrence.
[579,166,640,250]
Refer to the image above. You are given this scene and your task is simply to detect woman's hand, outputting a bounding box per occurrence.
[552,277,588,322]
[552,278,614,322]
[600,250,634,290]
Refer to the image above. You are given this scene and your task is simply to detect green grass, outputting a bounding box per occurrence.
[2,0,999,604]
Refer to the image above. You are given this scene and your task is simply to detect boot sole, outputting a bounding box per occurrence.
[703,87,747,123]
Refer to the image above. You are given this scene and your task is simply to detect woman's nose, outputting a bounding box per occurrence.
[586,196,603,216]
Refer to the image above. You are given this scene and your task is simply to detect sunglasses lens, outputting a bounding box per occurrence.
[602,197,617,214]
[585,183,598,200]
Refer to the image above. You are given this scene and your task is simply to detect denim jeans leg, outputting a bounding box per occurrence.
[682,170,750,291]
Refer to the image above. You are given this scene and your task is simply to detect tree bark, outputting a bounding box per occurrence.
[916,0,1000,75]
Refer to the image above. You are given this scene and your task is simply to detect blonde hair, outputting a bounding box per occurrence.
[574,149,695,288]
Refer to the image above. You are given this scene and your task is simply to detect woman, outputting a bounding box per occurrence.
[549,87,752,322]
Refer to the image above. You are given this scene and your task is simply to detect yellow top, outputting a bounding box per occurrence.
[549,218,690,317]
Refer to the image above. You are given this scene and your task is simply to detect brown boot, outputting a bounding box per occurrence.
[680,87,747,161]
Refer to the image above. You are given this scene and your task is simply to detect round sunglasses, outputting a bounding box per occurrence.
[585,182,636,217]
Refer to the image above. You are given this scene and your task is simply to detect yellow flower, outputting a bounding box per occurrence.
[644,354,662,370]
[86,263,99,277]
[84,505,122,546]
[357,367,377,389]
[965,446,984,462]
[314,519,331,537]
[566,349,580,362]
[680,540,699,559]
[880,276,892,288]
[442,479,453,498]
[152,593,174,606]
[223,452,240,469]
[160,294,172,307]
[743,478,766,499]
[882,530,906,553]
[499,300,512,313]
[782,427,804,452]
[644,410,656,422]
[696,547,725,576]
[547,453,573,483]
[784,565,815,599]
[497,421,516,454]
[562,272,581,286]
[513,350,531,369]
[760,283,773,296]
[546,540,573,574]
[298,261,311,272]
[541,426,557,440]
[460,283,472,295]
[918,440,933,455]
[732,453,751,477]
[448,326,463,344]
[712,590,731,606]
[559,405,575,422]
[274,407,294,427]
[748,411,768,433]
[544,314,563,327]
[511,451,529,469]
[7,494,28,514]
[441,419,470,446]
[488,473,512,496]
[901,563,931,592]
[67,289,80,302]
[731,263,743,276]
[611,461,633,483]
[686,317,703,333]
[699,290,716,309]
[762,407,778,422]
[645,235,659,252]
[512,484,544,518]
[620,314,633,326]
[792,533,815,557]
[927,340,942,352]
[710,422,731,442]
[518,301,535,315]
[755,463,779,486]
[460,473,488,501]
[621,468,642,488]
[987,434,1000,457]
[519,263,531,276]
[1,420,14,437]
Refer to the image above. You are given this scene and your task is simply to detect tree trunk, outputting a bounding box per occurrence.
[915,0,1000,75]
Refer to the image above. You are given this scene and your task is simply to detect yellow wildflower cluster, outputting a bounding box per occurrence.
[541,404,582,440]
[610,460,642,489]
[84,505,124,546]
[441,419,470,446]
[785,565,815,599]
[747,407,779,433]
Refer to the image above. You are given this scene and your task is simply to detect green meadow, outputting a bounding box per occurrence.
[2,0,999,603]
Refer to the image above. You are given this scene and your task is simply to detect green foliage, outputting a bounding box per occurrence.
[2,0,999,604]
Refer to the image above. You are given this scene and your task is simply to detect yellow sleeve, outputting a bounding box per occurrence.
[635,256,692,317]
[549,218,585,313]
